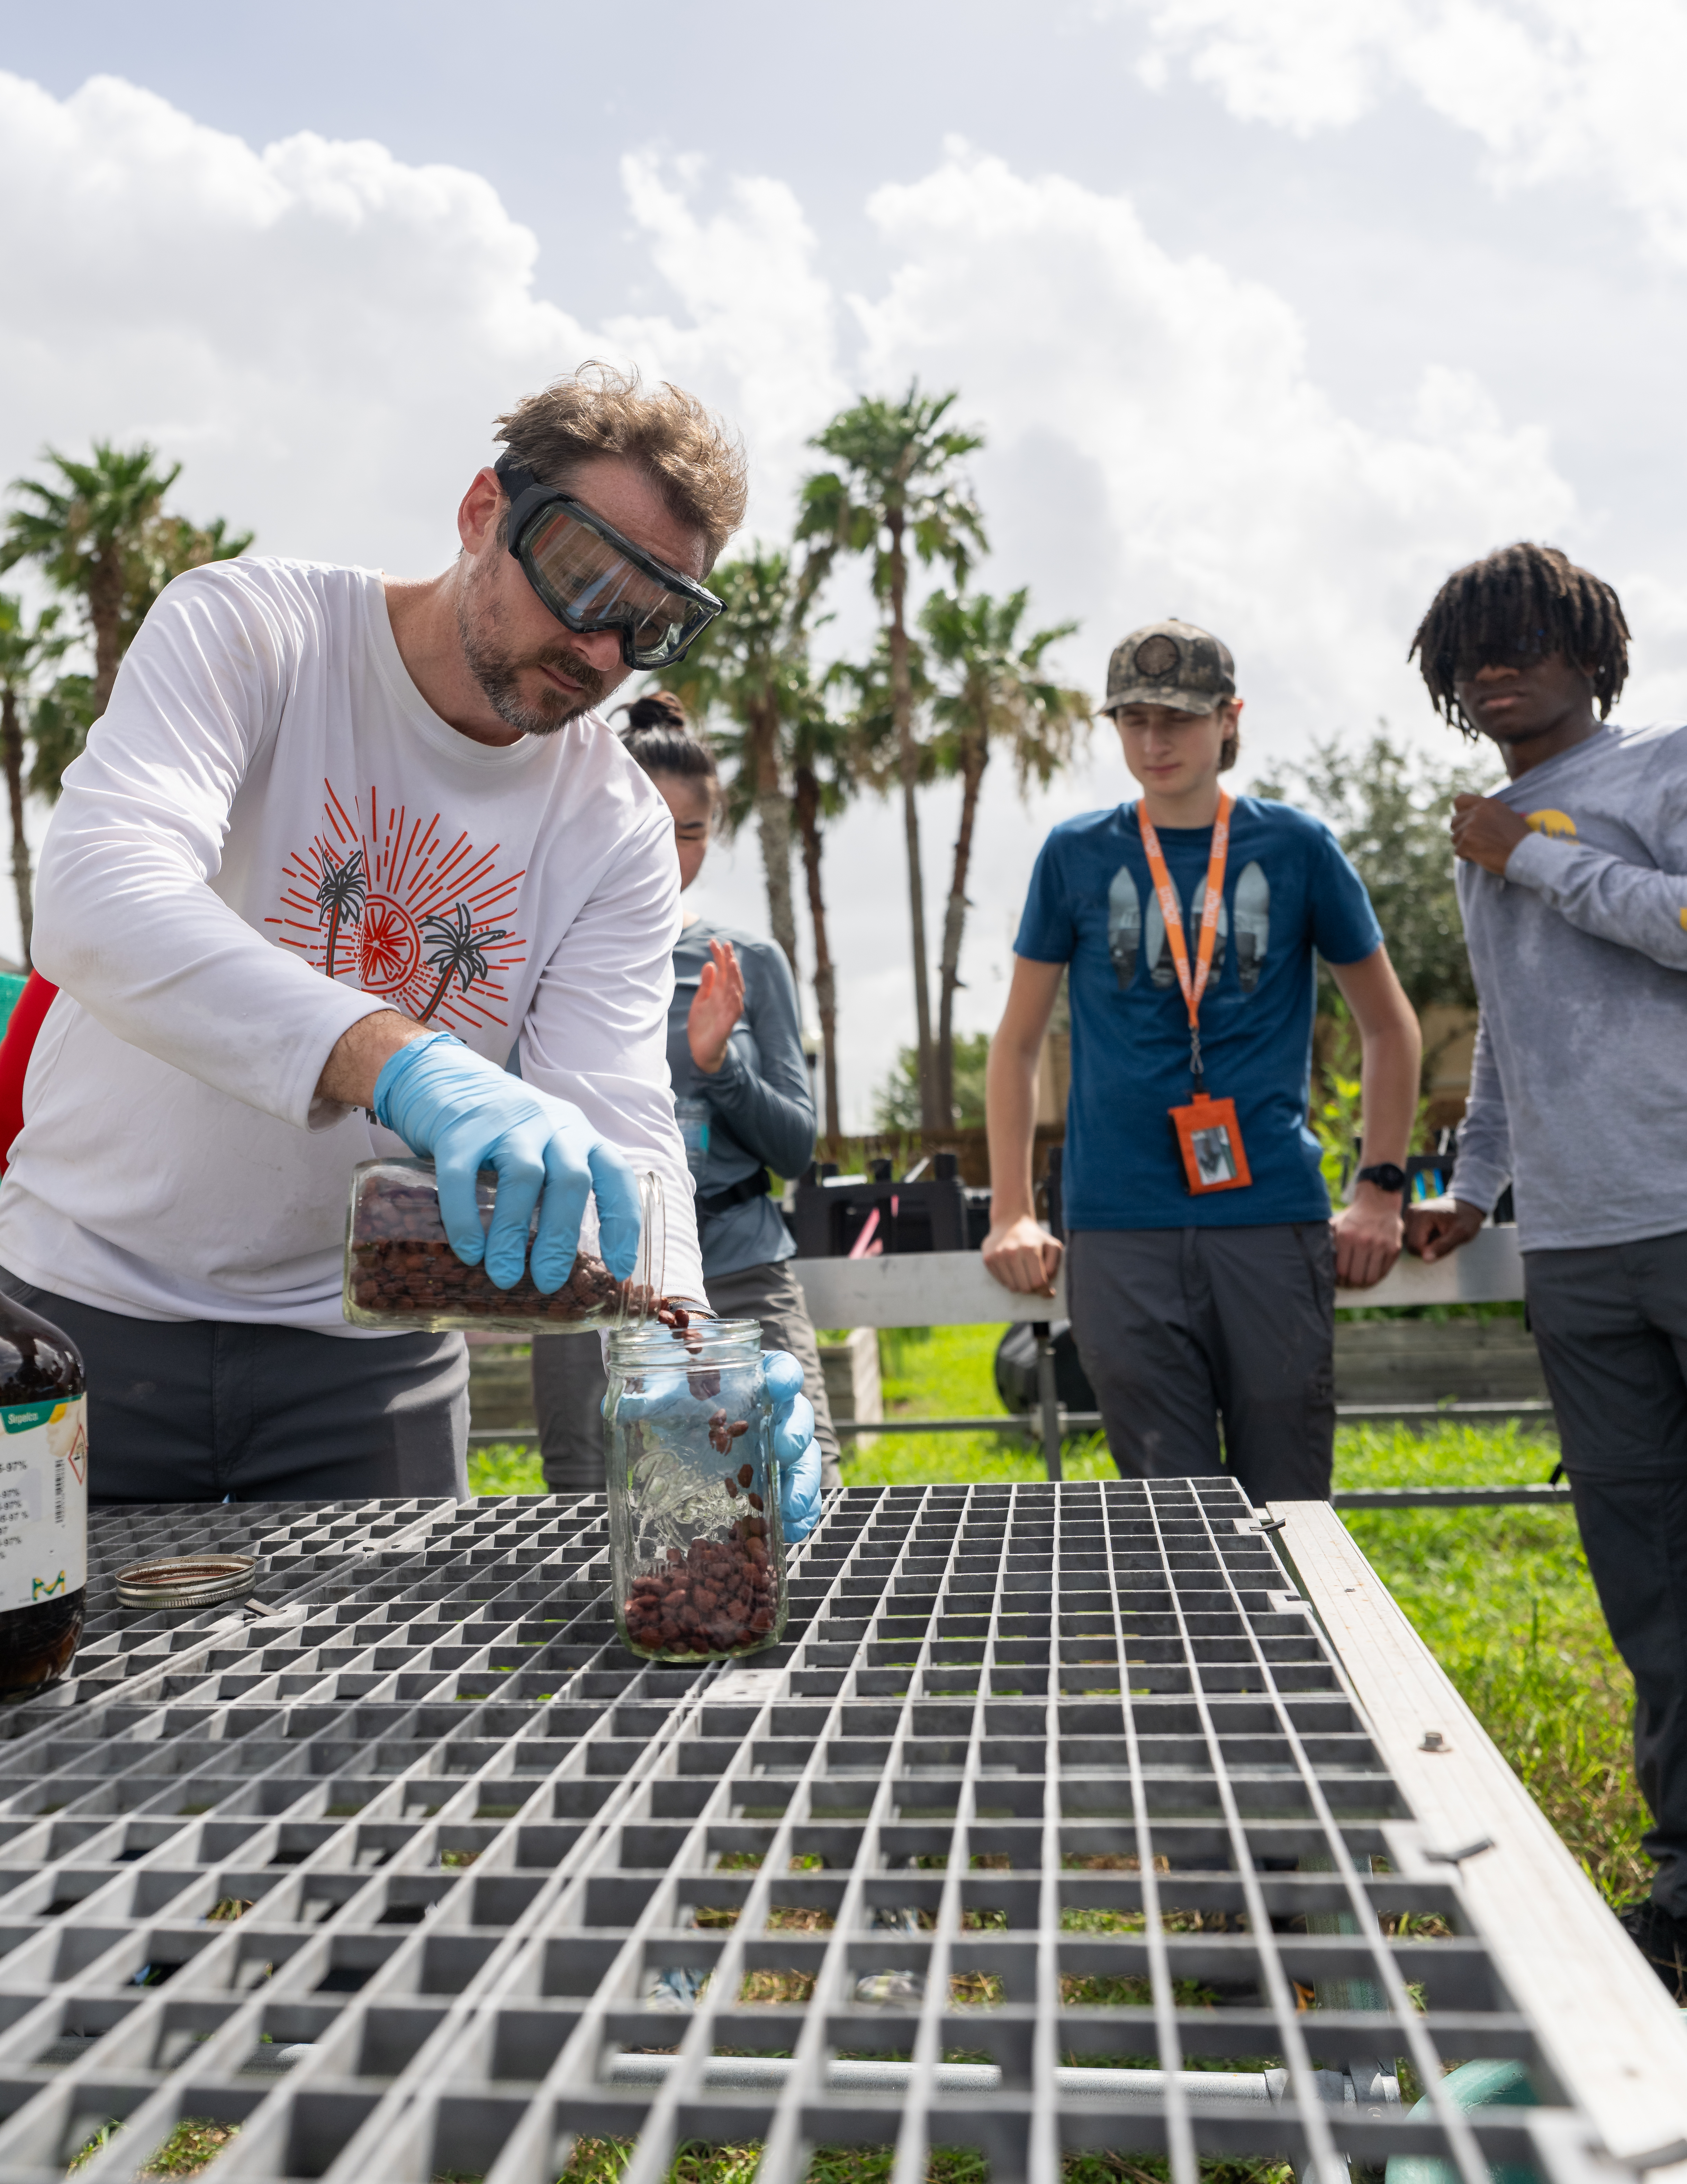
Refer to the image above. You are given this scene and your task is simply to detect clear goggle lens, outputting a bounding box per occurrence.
[519,504,713,668]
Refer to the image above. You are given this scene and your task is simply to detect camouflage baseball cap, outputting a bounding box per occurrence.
[1101,619,1236,716]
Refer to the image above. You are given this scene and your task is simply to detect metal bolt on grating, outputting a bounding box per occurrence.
[0,1481,1670,2184]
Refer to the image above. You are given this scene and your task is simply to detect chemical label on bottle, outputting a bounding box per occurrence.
[0,1396,88,1610]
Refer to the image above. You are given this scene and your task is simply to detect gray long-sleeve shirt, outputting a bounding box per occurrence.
[1454,720,1687,1252]
[670,917,815,1280]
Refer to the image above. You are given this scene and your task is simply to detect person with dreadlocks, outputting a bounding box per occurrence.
[1404,539,1687,1996]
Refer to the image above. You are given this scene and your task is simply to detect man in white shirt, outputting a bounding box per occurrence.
[0,365,819,1522]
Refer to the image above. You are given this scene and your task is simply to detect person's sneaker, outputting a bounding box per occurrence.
[1617,1896,1687,2000]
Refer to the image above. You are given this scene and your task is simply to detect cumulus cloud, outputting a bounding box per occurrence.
[0,72,831,578]
[0,71,1586,1117]
[1128,0,1687,268]
[610,156,850,507]
[855,142,1574,731]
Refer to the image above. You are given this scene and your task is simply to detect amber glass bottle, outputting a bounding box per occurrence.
[0,1292,88,1701]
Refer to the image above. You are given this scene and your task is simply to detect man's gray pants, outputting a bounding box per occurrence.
[1065,1225,1336,1504]
[532,1256,842,1496]
[0,1265,469,1504]
[1524,1230,1687,1915]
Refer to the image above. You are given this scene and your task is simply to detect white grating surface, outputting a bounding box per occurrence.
[0,1480,1636,2184]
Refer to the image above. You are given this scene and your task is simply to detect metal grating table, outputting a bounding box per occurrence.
[0,1481,1678,2184]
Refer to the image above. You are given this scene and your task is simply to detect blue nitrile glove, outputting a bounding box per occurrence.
[766,1351,820,1542]
[372,1033,641,1292]
[611,1348,820,1539]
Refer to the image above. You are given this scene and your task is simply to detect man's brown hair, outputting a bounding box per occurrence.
[494,362,747,568]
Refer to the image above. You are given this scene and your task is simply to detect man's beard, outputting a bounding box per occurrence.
[457,570,610,735]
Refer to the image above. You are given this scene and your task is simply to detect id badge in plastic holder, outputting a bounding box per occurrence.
[1171,1094,1253,1196]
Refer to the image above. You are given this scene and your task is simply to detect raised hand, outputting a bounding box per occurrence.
[688,938,746,1075]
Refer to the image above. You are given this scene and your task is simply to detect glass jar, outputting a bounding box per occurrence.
[343,1160,665,1337]
[606,1319,784,1661]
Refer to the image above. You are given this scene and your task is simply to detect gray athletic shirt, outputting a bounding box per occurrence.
[669,917,815,1280]
[1454,721,1687,1251]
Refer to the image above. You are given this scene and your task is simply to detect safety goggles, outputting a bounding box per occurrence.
[494,452,722,669]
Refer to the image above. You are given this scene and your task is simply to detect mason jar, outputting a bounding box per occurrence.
[343,1160,664,1338]
[606,1318,784,1660]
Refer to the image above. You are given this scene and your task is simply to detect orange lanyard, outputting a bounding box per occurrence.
[1137,791,1232,1088]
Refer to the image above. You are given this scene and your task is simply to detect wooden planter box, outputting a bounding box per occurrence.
[467,1337,536,1436]
[818,1327,882,1446]
[1333,1317,1546,1405]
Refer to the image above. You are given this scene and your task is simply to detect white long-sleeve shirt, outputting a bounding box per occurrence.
[0,556,704,1329]
[1452,719,1687,1252]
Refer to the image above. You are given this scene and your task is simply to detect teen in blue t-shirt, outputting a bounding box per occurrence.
[983,619,1421,1501]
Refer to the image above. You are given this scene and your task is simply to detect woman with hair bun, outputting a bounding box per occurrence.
[531,692,842,1494]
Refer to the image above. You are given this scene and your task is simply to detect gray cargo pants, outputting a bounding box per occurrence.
[532,1256,842,1496]
[1524,1230,1687,1915]
[1065,1224,1336,1503]
[0,1265,469,1504]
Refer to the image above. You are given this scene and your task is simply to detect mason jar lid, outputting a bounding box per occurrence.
[115,1554,257,1611]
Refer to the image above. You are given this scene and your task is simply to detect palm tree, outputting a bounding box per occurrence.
[788,693,858,1140]
[315,849,367,979]
[659,546,819,979]
[417,901,508,1023]
[0,444,252,717]
[921,588,1091,1126]
[1,445,177,716]
[0,596,69,962]
[797,386,985,1131]
[27,676,95,804]
[125,511,254,657]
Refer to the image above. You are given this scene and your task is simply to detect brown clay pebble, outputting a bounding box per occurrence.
[748,1491,764,1512]
[621,1523,780,1656]
[738,1464,753,1488]
[729,1419,749,1439]
[724,1477,738,1497]
[349,1173,693,1327]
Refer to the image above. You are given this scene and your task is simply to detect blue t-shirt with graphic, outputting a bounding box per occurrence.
[1015,796,1382,1230]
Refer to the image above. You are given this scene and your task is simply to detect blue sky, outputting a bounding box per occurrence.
[2,0,1682,1120]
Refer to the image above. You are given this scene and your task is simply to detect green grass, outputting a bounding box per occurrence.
[67,2119,238,2177]
[466,1330,1645,1913]
[1337,1418,1645,1904]
[468,1442,547,1496]
[559,2145,994,2183]
[545,2143,1287,2183]
[841,1323,1115,1485]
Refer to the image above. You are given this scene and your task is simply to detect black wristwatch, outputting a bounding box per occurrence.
[1356,1162,1408,1193]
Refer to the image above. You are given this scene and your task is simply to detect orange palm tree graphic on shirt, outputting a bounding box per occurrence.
[416,900,510,1024]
